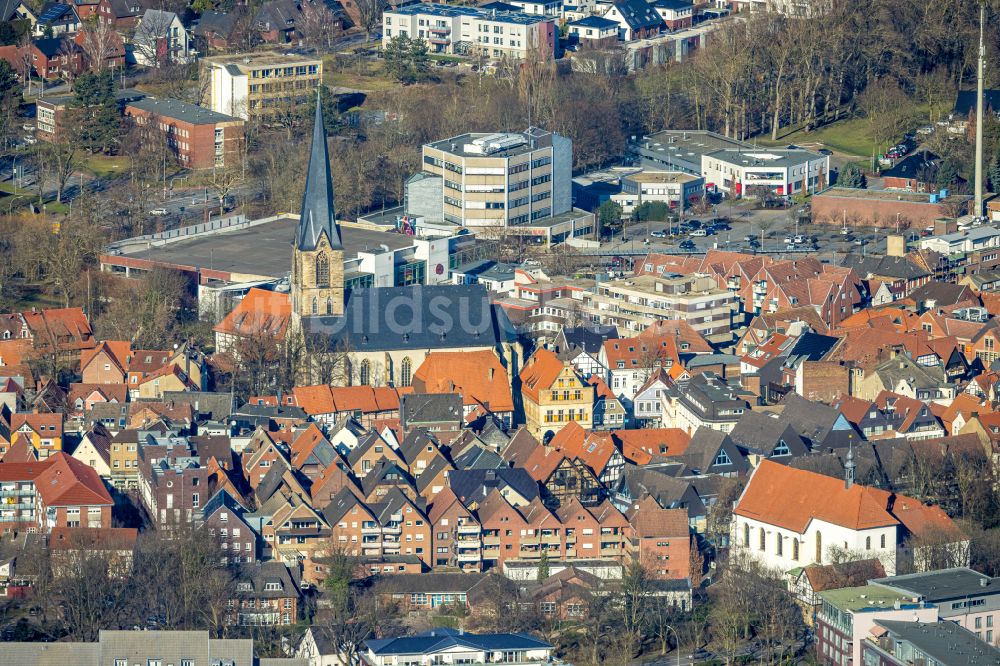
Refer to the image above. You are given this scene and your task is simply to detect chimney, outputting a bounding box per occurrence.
[488,366,495,381]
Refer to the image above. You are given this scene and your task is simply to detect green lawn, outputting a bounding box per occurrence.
[322,56,399,92]
[80,155,130,178]
[756,116,877,158]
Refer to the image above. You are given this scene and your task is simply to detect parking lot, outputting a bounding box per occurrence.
[600,200,905,258]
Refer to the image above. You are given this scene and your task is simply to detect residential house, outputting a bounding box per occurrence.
[519,348,594,440]
[34,453,113,531]
[229,561,299,626]
[47,527,138,576]
[553,324,618,378]
[428,487,482,571]
[727,410,811,464]
[587,374,626,429]
[679,427,749,477]
[631,368,672,426]
[788,558,886,619]
[0,460,49,533]
[10,413,62,459]
[205,489,257,564]
[28,36,83,79]
[70,424,113,480]
[626,495,692,580]
[663,372,752,435]
[854,356,956,404]
[96,0,146,28]
[33,3,80,37]
[603,0,663,41]
[400,393,464,444]
[131,9,193,67]
[192,9,241,51]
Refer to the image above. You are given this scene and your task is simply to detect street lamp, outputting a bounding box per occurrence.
[665,623,681,666]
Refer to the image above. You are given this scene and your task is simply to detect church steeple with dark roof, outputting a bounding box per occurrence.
[291,90,344,320]
[296,91,341,251]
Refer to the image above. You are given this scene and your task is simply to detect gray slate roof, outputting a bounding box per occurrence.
[297,95,341,251]
[302,285,514,352]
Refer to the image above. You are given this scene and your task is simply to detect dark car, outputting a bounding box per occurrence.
[818,148,833,155]
[679,240,696,250]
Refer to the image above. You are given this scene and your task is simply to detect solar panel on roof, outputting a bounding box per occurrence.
[38,4,70,21]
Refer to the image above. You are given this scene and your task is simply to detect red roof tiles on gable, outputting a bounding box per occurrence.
[412,350,514,413]
[214,288,291,340]
[34,452,112,507]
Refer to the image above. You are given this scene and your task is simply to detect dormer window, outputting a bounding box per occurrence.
[264,581,282,591]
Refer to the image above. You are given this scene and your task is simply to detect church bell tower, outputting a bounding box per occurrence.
[292,91,344,320]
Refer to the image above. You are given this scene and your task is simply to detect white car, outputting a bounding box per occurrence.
[784,236,794,244]
[689,229,707,237]
[793,235,805,244]
[22,135,36,145]
[150,208,169,216]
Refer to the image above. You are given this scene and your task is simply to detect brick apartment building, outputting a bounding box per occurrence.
[0,454,112,533]
[125,97,245,169]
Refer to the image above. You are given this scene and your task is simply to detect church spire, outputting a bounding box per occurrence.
[297,89,341,251]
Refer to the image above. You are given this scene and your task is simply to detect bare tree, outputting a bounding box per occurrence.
[300,0,342,50]
[354,0,388,41]
[77,18,121,73]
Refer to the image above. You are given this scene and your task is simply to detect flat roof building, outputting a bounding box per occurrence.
[382,3,557,60]
[124,97,244,169]
[862,619,1000,666]
[629,130,748,174]
[200,51,322,120]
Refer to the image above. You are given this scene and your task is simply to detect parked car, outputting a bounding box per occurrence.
[784,236,794,244]
[818,148,833,155]
[690,229,707,237]
[854,237,867,246]
[679,239,696,250]
[150,208,169,216]
[650,230,667,238]
[793,235,805,244]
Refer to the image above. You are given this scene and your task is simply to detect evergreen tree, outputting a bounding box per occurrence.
[71,71,120,154]
[598,199,623,236]
[537,550,550,582]
[383,35,411,82]
[407,37,430,82]
[840,163,867,189]
[988,151,1000,194]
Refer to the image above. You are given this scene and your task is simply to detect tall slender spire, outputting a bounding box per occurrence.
[297,88,341,251]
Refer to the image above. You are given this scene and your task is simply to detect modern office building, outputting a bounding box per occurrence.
[421,129,571,228]
[200,52,322,119]
[611,170,705,214]
[701,148,829,198]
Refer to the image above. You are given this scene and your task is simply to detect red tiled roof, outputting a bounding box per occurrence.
[612,428,689,461]
[519,348,568,403]
[626,495,689,538]
[49,526,137,551]
[34,452,112,507]
[412,350,514,413]
[213,288,291,340]
[0,459,50,481]
[735,460,962,540]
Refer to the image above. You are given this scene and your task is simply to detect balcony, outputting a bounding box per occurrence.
[361,525,380,535]
[428,37,450,45]
[382,525,402,535]
[483,535,501,546]
[429,26,450,34]
[456,551,481,562]
[456,536,480,547]
[457,523,481,535]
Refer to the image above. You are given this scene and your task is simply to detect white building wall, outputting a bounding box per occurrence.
[732,514,898,575]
